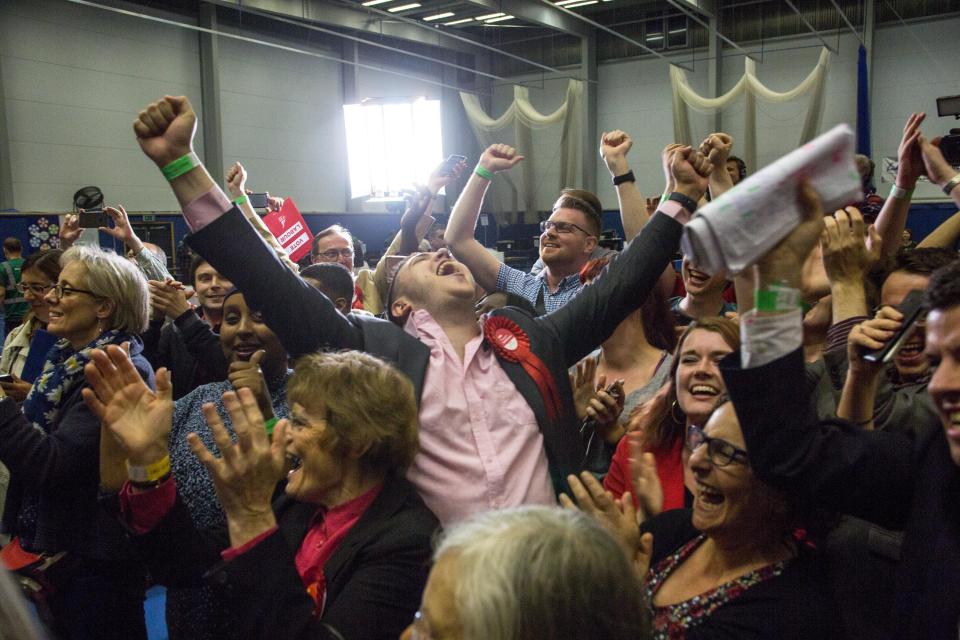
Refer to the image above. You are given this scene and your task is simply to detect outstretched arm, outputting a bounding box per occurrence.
[132,96,361,358]
[873,113,925,259]
[600,130,645,241]
[444,144,524,292]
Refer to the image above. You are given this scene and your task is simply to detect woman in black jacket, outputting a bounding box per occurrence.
[0,245,154,639]
[87,345,439,640]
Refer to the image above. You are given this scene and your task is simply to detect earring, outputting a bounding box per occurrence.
[670,399,684,424]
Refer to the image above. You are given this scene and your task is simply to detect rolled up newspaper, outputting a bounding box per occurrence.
[680,123,863,274]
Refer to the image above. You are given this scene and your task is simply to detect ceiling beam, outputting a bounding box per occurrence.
[461,0,590,37]
[783,0,838,53]
[207,0,482,54]
[663,0,758,61]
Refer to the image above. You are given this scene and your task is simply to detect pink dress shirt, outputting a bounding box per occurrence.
[403,309,555,526]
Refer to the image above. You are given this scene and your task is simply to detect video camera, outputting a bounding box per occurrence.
[935,95,960,166]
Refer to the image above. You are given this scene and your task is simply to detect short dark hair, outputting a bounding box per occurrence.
[22,248,63,283]
[888,247,958,278]
[311,224,353,258]
[924,258,960,312]
[727,156,747,182]
[554,189,603,237]
[300,262,355,307]
[188,254,210,288]
[3,238,22,253]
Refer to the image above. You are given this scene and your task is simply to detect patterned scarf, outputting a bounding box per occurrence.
[17,329,123,550]
[22,329,122,434]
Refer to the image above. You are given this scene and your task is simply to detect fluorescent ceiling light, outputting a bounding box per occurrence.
[484,14,514,22]
[423,11,455,20]
[563,0,597,7]
[388,3,421,12]
[668,28,687,34]
[646,34,663,40]
[362,0,392,6]
[474,12,505,20]
[555,0,582,5]
[444,17,475,25]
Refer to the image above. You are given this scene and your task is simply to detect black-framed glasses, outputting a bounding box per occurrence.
[49,284,101,300]
[317,248,354,261]
[16,282,54,295]
[686,424,749,467]
[539,220,594,237]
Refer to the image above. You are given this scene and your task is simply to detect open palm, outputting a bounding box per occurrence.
[102,380,173,459]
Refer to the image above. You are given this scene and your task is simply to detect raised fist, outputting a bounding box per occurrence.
[478,144,524,174]
[133,95,197,168]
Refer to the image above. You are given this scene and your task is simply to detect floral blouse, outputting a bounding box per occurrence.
[646,534,788,639]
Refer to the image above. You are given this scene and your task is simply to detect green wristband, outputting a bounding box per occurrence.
[161,152,200,182]
[754,285,801,312]
[474,165,494,181]
[659,192,669,205]
[263,417,279,436]
[232,195,248,206]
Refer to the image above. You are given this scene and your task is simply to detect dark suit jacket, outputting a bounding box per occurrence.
[187,207,683,489]
[721,348,960,640]
[134,474,438,640]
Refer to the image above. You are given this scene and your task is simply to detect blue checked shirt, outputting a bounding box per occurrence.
[495,263,585,314]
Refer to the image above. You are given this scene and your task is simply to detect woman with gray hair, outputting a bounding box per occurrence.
[0,245,154,639]
[402,506,649,640]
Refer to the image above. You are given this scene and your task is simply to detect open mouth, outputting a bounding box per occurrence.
[48,310,64,321]
[696,481,725,509]
[895,340,925,362]
[233,343,262,360]
[690,384,720,399]
[436,261,458,276]
[286,454,303,479]
[687,269,711,286]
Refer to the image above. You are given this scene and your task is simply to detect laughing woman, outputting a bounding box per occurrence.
[86,346,438,640]
[639,398,842,638]
[0,245,153,639]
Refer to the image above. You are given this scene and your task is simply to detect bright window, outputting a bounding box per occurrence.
[343,98,443,199]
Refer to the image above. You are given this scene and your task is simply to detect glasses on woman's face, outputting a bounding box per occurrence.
[539,219,593,236]
[686,424,749,467]
[48,284,101,300]
[16,282,54,295]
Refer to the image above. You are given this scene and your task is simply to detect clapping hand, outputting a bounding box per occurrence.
[627,432,664,522]
[820,207,880,285]
[83,345,172,490]
[559,472,654,577]
[148,279,192,321]
[187,388,288,547]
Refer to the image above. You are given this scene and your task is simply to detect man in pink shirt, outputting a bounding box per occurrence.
[132,95,711,526]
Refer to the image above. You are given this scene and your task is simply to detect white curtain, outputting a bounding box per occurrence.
[670,48,831,172]
[461,80,583,222]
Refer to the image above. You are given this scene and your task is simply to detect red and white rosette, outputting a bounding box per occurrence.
[484,316,563,420]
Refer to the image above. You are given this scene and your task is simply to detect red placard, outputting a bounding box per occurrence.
[262,198,312,263]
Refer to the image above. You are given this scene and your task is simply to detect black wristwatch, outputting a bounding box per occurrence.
[612,170,635,186]
[667,191,699,213]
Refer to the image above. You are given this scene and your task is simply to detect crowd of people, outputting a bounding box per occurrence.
[0,93,958,640]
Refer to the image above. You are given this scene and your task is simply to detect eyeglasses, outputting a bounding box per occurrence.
[539,220,594,237]
[316,248,354,261]
[686,424,749,467]
[409,610,433,640]
[48,284,102,300]
[16,282,54,295]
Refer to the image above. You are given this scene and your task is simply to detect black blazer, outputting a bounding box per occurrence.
[133,474,439,640]
[187,207,684,490]
[720,348,960,640]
